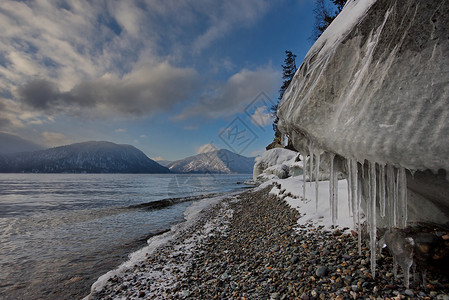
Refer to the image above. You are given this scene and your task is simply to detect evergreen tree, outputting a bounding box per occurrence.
[311,0,347,41]
[279,51,297,101]
[272,50,297,133]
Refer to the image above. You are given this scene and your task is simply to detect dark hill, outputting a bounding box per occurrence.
[0,141,169,173]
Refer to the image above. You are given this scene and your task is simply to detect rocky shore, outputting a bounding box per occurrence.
[87,186,449,299]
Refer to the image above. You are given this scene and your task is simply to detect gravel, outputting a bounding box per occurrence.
[87,186,449,299]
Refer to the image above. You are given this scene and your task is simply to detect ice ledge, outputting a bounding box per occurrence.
[278,0,449,172]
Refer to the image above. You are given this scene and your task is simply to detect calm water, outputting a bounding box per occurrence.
[0,173,251,300]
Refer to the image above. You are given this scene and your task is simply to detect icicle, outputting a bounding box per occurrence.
[386,165,397,228]
[357,176,362,256]
[384,229,414,289]
[347,159,352,218]
[332,163,338,225]
[315,154,320,212]
[379,164,386,218]
[398,168,408,229]
[404,263,410,289]
[329,153,334,217]
[394,168,399,227]
[303,154,307,201]
[369,161,377,278]
[329,153,335,221]
[350,159,358,233]
[309,148,314,188]
[393,258,398,278]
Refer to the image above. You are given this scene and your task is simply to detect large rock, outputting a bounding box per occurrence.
[277,0,449,226]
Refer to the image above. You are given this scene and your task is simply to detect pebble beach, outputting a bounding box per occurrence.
[87,186,449,299]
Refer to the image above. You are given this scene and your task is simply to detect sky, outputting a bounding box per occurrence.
[0,0,316,161]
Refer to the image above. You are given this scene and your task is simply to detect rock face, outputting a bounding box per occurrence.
[277,0,449,226]
[0,141,170,173]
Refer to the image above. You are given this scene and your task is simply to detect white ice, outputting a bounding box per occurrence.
[260,176,359,233]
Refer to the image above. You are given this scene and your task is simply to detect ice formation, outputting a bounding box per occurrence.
[276,0,449,282]
[379,229,415,288]
[253,148,299,181]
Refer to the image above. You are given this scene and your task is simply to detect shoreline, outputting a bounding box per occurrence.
[86,186,449,299]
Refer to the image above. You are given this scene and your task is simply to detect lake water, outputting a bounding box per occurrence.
[0,173,251,300]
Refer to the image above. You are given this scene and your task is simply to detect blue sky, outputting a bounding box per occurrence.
[0,0,315,161]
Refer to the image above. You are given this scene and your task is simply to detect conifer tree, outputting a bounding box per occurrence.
[311,0,347,41]
[272,50,297,133]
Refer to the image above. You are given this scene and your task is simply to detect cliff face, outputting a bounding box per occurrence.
[277,0,449,226]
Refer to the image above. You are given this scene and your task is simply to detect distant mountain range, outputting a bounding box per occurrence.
[0,141,169,173]
[167,149,255,174]
[0,132,44,154]
[0,133,256,174]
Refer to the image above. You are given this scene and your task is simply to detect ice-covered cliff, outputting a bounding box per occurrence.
[276,0,449,283]
[279,0,449,172]
[278,0,449,221]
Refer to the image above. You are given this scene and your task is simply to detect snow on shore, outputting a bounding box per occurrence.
[84,192,239,299]
[255,149,363,233]
[260,175,361,234]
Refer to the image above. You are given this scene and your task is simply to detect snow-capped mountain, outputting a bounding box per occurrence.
[154,159,173,167]
[0,141,169,173]
[0,132,44,154]
[168,149,255,174]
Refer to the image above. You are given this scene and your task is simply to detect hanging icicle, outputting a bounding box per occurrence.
[398,168,408,229]
[369,161,377,279]
[350,159,358,234]
[315,153,320,212]
[357,163,363,256]
[379,164,386,218]
[394,167,399,228]
[329,153,335,221]
[332,160,338,226]
[309,149,314,188]
[386,165,397,228]
[347,159,353,218]
[303,154,307,201]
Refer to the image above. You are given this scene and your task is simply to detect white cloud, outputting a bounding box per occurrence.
[184,125,199,130]
[153,156,165,161]
[197,143,218,154]
[177,66,279,120]
[115,128,126,133]
[112,1,144,38]
[16,62,199,118]
[140,134,147,138]
[41,131,71,147]
[0,0,273,130]
[251,149,265,156]
[250,106,274,127]
[192,1,270,54]
[0,97,52,130]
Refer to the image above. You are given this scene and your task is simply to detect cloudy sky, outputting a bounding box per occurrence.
[0,0,315,161]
